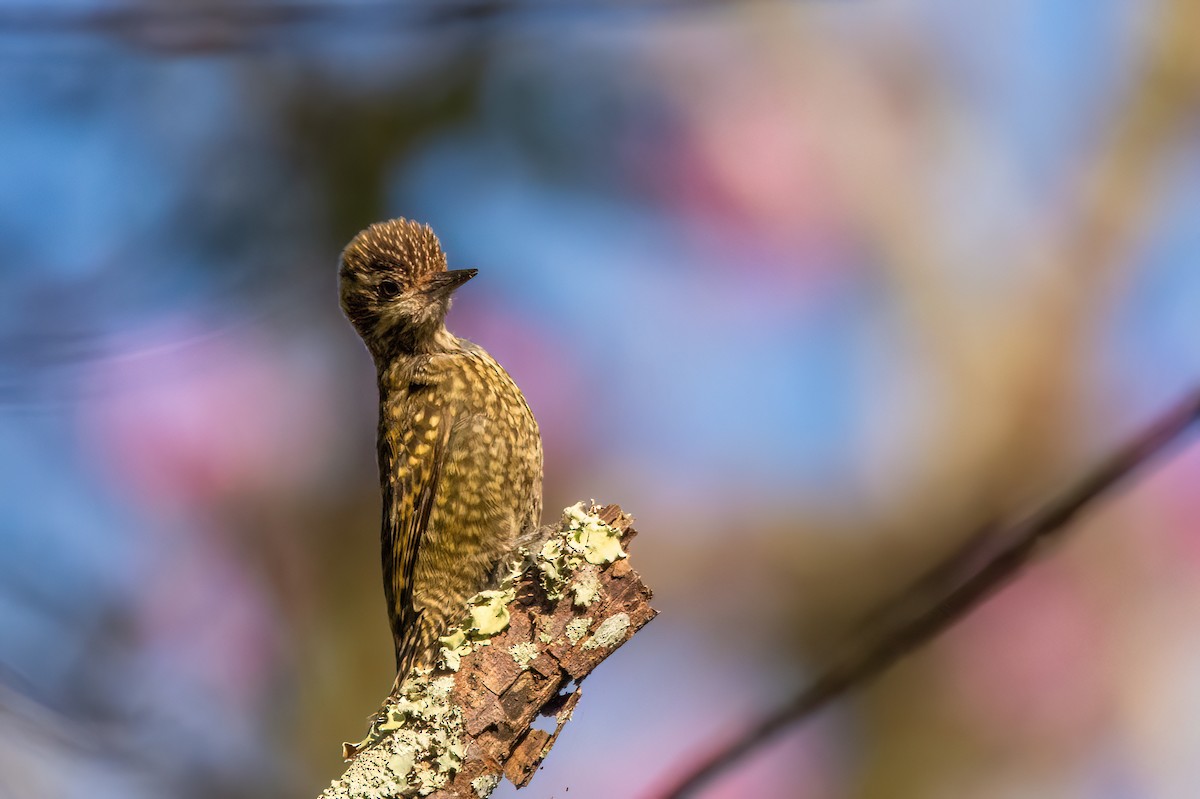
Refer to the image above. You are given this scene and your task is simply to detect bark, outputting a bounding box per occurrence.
[321,504,656,798]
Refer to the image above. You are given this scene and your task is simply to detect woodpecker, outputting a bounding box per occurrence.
[339,218,543,689]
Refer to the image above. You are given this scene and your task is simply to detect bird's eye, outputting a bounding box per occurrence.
[379,279,402,299]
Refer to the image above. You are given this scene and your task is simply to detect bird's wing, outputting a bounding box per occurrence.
[381,398,453,679]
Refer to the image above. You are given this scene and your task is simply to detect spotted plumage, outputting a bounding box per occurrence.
[339,218,543,689]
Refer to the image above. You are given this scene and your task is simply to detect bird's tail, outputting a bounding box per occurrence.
[390,611,443,695]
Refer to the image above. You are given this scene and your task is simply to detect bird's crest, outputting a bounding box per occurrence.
[340,217,448,289]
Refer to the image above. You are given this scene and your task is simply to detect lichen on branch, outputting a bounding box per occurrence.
[320,503,656,799]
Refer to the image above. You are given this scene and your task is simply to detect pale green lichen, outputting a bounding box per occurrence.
[331,503,632,797]
[563,502,627,565]
[536,537,569,599]
[471,773,500,797]
[437,571,522,672]
[466,589,512,635]
[537,502,626,601]
[436,504,624,673]
[437,630,470,672]
[565,616,592,645]
[328,674,466,798]
[571,568,602,607]
[508,641,539,670]
[583,612,630,651]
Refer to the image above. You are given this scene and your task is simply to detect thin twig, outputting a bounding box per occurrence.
[649,387,1200,799]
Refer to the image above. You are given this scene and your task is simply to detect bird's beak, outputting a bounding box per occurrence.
[424,269,477,297]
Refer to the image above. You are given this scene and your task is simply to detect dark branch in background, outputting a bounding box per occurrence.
[647,0,1200,793]
[649,387,1200,799]
[0,0,751,52]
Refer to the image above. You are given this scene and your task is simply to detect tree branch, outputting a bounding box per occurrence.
[649,387,1200,799]
[320,503,656,799]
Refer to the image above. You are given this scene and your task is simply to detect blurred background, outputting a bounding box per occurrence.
[2,1,1199,797]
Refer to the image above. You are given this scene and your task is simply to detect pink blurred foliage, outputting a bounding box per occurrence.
[1135,440,1200,574]
[701,724,836,799]
[77,316,339,513]
[71,316,342,723]
[937,562,1111,752]
[137,522,281,716]
[620,58,858,289]
[676,88,844,252]
[687,733,833,799]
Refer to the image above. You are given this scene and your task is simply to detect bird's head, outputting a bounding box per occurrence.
[339,218,476,355]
